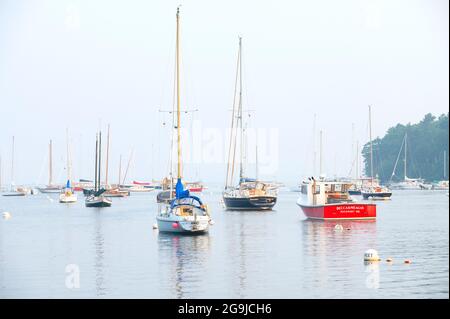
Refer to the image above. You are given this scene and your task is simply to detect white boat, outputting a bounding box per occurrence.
[156,8,212,234]
[389,133,432,190]
[2,137,28,197]
[59,187,77,203]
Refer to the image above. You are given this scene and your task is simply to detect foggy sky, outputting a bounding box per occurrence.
[0,0,448,186]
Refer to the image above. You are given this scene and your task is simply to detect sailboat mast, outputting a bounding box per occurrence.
[11,136,14,188]
[238,38,244,180]
[225,37,241,189]
[49,139,53,186]
[94,134,98,192]
[369,105,374,186]
[66,128,71,182]
[98,131,102,190]
[444,150,447,179]
[176,7,182,180]
[319,130,323,176]
[105,124,110,186]
[313,114,317,177]
[356,140,359,179]
[404,132,407,180]
[118,154,122,186]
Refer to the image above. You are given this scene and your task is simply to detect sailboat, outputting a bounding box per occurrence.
[38,140,62,193]
[2,136,28,196]
[361,105,392,200]
[85,132,112,207]
[389,133,432,190]
[156,8,212,233]
[103,125,129,198]
[223,38,277,210]
[59,129,77,203]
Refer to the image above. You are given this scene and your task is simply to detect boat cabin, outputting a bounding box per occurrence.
[306,181,353,205]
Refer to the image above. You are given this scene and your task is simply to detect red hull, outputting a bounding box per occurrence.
[188,187,203,193]
[298,203,376,220]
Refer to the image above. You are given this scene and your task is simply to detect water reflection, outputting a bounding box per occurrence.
[301,219,377,289]
[93,211,106,296]
[157,233,211,298]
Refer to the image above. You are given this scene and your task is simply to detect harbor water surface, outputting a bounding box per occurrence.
[0,189,448,298]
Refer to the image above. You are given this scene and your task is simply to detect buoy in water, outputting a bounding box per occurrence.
[172,222,179,229]
[404,259,412,264]
[334,224,343,231]
[2,212,11,220]
[386,257,393,263]
[364,249,381,262]
[152,223,158,230]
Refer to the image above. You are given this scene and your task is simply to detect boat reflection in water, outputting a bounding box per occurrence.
[300,219,377,294]
[157,233,211,298]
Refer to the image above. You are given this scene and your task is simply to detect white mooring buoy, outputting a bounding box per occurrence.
[364,249,381,262]
[334,224,344,231]
[2,212,11,220]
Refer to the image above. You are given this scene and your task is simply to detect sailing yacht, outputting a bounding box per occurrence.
[156,8,212,233]
[2,136,28,196]
[222,38,277,210]
[59,130,77,203]
[361,105,392,200]
[38,140,62,193]
[389,133,432,190]
[85,132,112,207]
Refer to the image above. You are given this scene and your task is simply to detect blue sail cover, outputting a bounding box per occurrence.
[175,178,190,199]
[66,179,71,189]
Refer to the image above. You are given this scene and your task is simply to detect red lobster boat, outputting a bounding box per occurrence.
[297,179,376,220]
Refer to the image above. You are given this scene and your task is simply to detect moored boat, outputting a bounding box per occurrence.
[85,131,112,208]
[155,8,212,234]
[297,178,376,220]
[222,38,278,211]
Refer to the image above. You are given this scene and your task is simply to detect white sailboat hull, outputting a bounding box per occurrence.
[59,193,78,203]
[156,214,210,234]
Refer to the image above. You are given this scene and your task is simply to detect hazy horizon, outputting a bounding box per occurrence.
[0,0,448,186]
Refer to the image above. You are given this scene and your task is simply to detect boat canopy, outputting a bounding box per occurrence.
[170,195,204,209]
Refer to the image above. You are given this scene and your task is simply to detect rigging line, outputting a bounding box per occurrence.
[389,133,405,182]
[225,37,241,189]
[230,38,242,187]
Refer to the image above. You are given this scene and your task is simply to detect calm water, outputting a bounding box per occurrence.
[0,188,448,298]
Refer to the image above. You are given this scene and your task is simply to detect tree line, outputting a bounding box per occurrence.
[362,113,449,183]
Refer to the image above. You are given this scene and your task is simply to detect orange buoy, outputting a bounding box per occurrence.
[404,259,412,264]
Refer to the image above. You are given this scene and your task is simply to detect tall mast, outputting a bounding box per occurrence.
[105,124,110,186]
[66,128,71,182]
[319,130,323,176]
[11,136,14,188]
[176,7,182,179]
[255,144,259,181]
[0,155,2,191]
[369,105,374,186]
[226,37,242,189]
[444,150,447,179]
[313,114,317,177]
[49,139,53,186]
[238,38,244,180]
[118,154,122,186]
[98,131,102,190]
[94,134,98,192]
[404,132,407,180]
[356,140,359,179]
